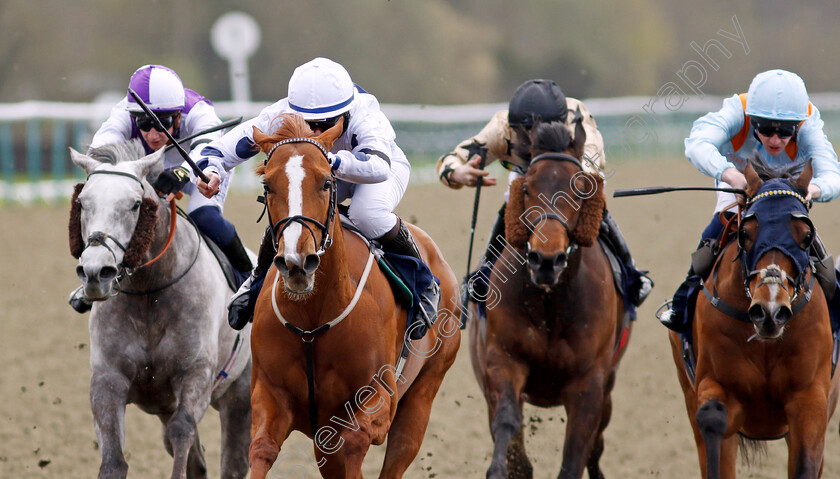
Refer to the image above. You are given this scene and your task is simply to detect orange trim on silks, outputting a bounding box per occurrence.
[731,93,812,161]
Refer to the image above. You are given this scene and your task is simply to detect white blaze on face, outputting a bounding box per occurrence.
[283,155,306,266]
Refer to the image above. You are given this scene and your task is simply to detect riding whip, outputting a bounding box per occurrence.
[613,186,746,198]
[464,140,490,277]
[127,88,210,183]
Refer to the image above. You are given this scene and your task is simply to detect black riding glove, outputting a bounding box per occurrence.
[153,166,190,196]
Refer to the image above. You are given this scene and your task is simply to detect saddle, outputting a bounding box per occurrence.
[338,214,438,341]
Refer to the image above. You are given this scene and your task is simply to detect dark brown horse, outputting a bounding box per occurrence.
[669,161,840,478]
[246,113,461,479]
[468,119,629,479]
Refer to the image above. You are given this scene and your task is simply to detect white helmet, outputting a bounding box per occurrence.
[125,64,186,113]
[745,69,809,121]
[287,57,355,120]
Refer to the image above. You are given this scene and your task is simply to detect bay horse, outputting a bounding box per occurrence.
[669,159,840,478]
[247,113,460,479]
[468,118,629,479]
[69,140,252,479]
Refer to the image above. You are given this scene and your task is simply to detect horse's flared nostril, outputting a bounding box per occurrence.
[100,266,118,283]
[273,256,290,275]
[774,305,792,325]
[76,265,86,282]
[302,254,320,275]
[748,303,769,325]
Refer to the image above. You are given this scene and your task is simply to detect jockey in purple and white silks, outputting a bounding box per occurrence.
[69,65,253,314]
[194,57,438,331]
[660,69,840,333]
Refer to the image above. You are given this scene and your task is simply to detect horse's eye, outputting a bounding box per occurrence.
[323,179,332,191]
[523,185,530,197]
[132,200,141,211]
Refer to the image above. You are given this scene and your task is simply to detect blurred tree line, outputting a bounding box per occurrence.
[2,0,839,105]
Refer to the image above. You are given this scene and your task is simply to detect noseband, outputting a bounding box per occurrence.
[261,137,337,257]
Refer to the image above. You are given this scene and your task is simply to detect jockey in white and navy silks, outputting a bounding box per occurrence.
[195,80,410,242]
[69,65,253,314]
[194,57,437,332]
[660,69,840,332]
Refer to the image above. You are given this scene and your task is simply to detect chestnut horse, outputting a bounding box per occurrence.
[669,160,840,478]
[246,114,460,478]
[469,119,629,479]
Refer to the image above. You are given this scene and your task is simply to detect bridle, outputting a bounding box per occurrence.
[260,137,338,257]
[522,152,584,264]
[703,187,815,322]
[79,169,196,296]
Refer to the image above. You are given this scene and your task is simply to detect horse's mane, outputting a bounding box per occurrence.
[88,139,147,165]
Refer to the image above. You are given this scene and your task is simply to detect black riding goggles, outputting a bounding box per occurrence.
[133,112,179,132]
[751,117,798,139]
[306,115,342,132]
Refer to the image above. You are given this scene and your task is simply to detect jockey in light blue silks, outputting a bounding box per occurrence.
[69,64,253,313]
[193,57,440,332]
[660,69,840,333]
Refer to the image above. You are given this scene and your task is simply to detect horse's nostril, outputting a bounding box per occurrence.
[527,251,541,267]
[775,305,792,324]
[748,303,768,324]
[302,254,320,275]
[76,265,86,281]
[274,256,290,274]
[555,253,567,267]
[100,266,118,282]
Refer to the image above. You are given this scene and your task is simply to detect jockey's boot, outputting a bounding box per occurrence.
[219,231,254,288]
[811,232,836,300]
[68,286,92,313]
[381,218,440,339]
[658,212,734,332]
[600,210,653,307]
[228,227,274,330]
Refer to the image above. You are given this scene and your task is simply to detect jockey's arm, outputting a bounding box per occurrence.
[436,111,511,189]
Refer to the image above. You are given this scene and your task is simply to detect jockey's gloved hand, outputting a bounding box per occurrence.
[326,152,339,171]
[153,166,190,196]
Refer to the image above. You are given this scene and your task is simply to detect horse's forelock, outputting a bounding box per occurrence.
[271,113,314,141]
[530,121,573,155]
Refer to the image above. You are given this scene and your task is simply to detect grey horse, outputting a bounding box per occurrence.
[69,140,252,479]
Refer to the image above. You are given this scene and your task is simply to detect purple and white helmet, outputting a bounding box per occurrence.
[125,65,185,113]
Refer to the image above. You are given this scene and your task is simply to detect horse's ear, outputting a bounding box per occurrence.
[69,148,99,175]
[795,159,813,191]
[316,116,344,151]
[135,148,165,182]
[253,126,271,152]
[571,107,586,159]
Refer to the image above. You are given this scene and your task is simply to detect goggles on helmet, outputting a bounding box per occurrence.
[132,111,179,132]
[751,117,798,139]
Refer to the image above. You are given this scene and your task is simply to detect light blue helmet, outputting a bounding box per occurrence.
[745,69,809,121]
